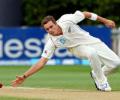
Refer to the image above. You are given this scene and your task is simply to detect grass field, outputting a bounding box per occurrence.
[0,96,41,100]
[0,65,120,100]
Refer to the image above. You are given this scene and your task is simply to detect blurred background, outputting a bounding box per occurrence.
[0,0,120,66]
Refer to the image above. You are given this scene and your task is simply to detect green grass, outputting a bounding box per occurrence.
[0,65,120,99]
[0,96,43,100]
[0,65,120,91]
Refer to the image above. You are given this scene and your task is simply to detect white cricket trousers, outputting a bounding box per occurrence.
[69,42,120,82]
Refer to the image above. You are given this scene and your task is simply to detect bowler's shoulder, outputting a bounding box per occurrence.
[57,14,73,23]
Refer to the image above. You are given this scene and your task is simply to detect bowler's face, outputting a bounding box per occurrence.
[44,21,62,36]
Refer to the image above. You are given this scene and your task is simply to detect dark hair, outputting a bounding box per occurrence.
[41,16,56,27]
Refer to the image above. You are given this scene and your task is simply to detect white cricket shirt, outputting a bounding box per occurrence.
[42,10,101,59]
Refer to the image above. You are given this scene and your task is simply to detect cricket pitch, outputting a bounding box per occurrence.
[0,86,120,100]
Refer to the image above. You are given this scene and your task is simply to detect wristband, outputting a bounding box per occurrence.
[23,74,27,79]
[89,13,98,21]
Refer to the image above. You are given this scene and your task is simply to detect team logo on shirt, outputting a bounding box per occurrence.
[59,37,66,44]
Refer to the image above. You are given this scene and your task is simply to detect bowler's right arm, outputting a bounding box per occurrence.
[11,37,56,87]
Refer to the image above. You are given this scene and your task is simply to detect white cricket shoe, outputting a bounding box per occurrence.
[99,81,111,91]
[90,71,111,92]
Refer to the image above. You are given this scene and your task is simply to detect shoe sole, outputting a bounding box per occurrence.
[90,72,100,90]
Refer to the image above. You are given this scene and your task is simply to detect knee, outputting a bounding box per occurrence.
[115,62,120,69]
[114,60,120,68]
[111,61,120,71]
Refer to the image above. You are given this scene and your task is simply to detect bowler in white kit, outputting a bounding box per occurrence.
[12,10,120,91]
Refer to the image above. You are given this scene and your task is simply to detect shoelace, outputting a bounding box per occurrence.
[100,83,108,89]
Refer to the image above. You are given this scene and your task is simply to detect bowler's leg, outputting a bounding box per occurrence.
[102,61,120,76]
[94,43,120,76]
[69,46,111,91]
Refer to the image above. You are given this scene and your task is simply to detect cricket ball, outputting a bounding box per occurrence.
[0,83,3,88]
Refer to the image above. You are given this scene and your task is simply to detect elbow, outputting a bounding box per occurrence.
[83,11,92,19]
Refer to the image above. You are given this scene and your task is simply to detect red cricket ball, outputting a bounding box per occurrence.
[0,83,3,88]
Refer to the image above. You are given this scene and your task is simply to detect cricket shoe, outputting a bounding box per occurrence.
[90,71,111,92]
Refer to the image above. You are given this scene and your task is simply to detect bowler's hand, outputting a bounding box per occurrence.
[12,75,25,87]
[104,19,116,28]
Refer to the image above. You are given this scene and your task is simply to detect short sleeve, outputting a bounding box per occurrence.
[41,38,56,59]
[58,10,85,24]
